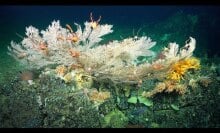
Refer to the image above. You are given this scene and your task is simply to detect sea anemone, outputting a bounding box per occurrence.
[19,71,34,81]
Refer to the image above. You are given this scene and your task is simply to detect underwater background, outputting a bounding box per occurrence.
[0,6,220,128]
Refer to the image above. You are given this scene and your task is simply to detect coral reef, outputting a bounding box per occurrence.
[2,12,220,128]
[8,14,198,86]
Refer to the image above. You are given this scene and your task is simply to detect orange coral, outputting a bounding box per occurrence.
[55,65,68,77]
[175,84,187,95]
[151,63,164,70]
[164,80,177,93]
[66,34,79,43]
[69,48,80,58]
[142,80,187,98]
[69,63,83,70]
[167,57,200,81]
[66,24,79,43]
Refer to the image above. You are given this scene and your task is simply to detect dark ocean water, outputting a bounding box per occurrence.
[1,6,220,49]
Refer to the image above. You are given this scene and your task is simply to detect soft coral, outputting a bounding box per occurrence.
[167,57,200,81]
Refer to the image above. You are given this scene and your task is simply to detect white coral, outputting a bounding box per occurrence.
[180,37,196,58]
[41,20,62,45]
[8,20,114,69]
[8,18,197,84]
[163,42,179,59]
[75,21,113,51]
[79,36,156,69]
[25,26,39,38]
[163,37,196,62]
[41,20,72,50]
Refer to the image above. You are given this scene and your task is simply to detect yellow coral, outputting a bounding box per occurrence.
[88,89,111,105]
[62,71,75,83]
[167,57,200,81]
[74,69,93,89]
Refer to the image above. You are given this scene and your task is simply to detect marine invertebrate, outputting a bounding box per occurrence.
[65,24,79,43]
[8,14,198,86]
[167,57,200,81]
[198,76,212,87]
[19,70,34,81]
[73,69,93,89]
[142,80,188,97]
[19,70,35,85]
[69,48,80,58]
[88,89,110,106]
[162,37,196,61]
[188,78,198,89]
[55,65,68,77]
[8,15,113,69]
[174,83,188,94]
[89,12,102,29]
[62,71,75,83]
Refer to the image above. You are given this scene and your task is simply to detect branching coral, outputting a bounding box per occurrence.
[8,14,198,86]
[8,19,113,69]
[142,80,188,97]
[142,57,200,97]
[167,57,200,81]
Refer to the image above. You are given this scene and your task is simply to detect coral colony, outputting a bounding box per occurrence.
[8,13,200,98]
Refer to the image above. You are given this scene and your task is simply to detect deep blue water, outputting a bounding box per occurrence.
[1,6,220,50]
[1,6,220,42]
